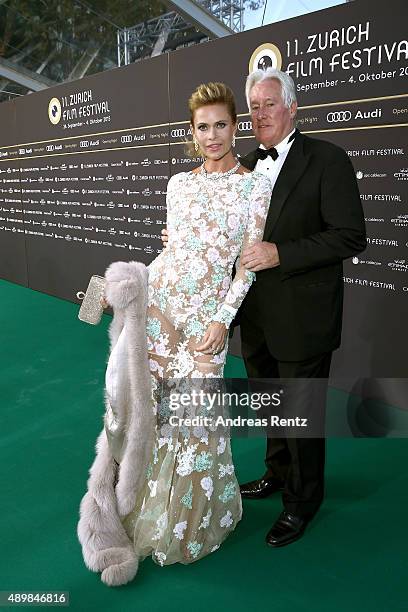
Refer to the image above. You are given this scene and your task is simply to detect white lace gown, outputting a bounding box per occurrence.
[121,168,272,566]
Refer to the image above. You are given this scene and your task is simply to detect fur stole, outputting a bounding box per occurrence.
[77,260,154,586]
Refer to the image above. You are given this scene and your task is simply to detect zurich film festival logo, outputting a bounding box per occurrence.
[249,43,282,73]
[48,97,62,125]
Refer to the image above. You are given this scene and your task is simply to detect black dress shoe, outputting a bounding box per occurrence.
[266,511,309,547]
[239,476,284,499]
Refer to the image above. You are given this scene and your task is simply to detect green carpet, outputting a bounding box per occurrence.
[1,278,407,611]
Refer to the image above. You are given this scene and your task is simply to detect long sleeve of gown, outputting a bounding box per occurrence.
[213,173,272,328]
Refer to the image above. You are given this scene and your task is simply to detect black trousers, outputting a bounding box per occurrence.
[240,311,332,519]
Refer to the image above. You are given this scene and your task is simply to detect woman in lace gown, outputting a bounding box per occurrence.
[105,83,272,570]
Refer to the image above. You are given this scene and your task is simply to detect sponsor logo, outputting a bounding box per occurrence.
[171,128,186,138]
[394,168,408,180]
[326,111,352,123]
[351,256,381,266]
[388,260,408,272]
[119,132,145,143]
[48,97,62,125]
[391,215,408,227]
[238,121,252,131]
[249,43,282,73]
[356,170,387,179]
[354,108,382,119]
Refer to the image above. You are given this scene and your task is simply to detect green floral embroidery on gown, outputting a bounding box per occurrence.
[121,169,272,566]
[181,481,193,509]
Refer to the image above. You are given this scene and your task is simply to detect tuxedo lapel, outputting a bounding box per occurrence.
[238,149,258,171]
[262,133,310,241]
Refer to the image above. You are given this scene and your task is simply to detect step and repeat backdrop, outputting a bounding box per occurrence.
[0,55,170,298]
[0,0,406,404]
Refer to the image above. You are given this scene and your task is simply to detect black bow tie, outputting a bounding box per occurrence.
[255,147,278,161]
[255,131,297,162]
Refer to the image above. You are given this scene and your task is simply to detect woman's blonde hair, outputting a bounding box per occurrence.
[189,82,237,125]
[186,82,237,157]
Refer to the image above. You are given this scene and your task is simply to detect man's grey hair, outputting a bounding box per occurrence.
[245,69,297,109]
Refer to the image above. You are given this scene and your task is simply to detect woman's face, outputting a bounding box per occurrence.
[192,103,236,161]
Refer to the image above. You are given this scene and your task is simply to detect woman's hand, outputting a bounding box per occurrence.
[195,322,228,355]
[161,228,169,247]
[100,295,109,309]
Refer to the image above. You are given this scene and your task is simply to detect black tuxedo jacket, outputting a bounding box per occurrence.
[235,130,367,362]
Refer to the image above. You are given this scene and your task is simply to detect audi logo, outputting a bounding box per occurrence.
[171,128,186,138]
[238,121,252,131]
[326,111,352,123]
[121,135,133,143]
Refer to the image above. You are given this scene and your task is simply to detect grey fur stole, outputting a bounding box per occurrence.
[77,260,154,586]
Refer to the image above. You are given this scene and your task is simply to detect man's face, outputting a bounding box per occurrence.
[249,79,297,148]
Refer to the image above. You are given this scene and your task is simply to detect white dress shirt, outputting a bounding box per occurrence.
[254,128,296,191]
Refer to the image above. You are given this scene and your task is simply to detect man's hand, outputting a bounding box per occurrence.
[161,228,168,247]
[241,241,280,271]
[195,322,228,355]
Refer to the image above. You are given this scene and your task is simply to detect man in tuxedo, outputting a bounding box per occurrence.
[237,68,366,547]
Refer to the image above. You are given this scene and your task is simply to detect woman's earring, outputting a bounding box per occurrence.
[232,135,236,147]
[193,139,199,152]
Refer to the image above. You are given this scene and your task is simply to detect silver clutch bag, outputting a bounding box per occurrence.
[78,274,106,325]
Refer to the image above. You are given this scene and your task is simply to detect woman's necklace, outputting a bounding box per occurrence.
[199,158,241,179]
